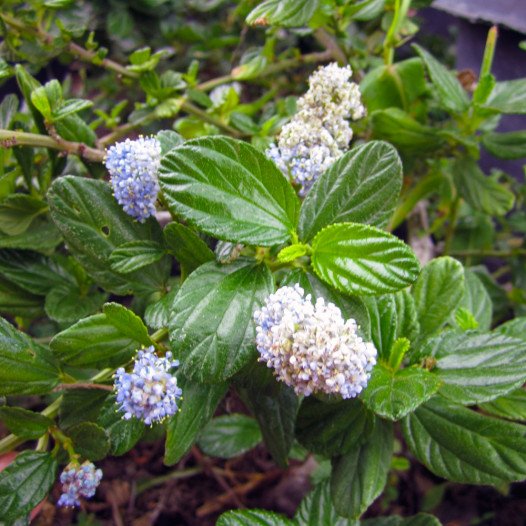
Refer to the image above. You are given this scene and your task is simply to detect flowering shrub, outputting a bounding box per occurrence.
[0,0,525,524]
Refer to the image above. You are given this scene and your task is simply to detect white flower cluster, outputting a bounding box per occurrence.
[254,285,376,399]
[267,63,365,196]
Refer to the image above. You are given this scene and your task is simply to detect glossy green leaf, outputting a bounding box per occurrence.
[197,414,262,458]
[363,295,397,361]
[413,44,469,113]
[45,284,107,324]
[52,98,93,120]
[109,240,166,274]
[482,131,526,159]
[331,418,393,518]
[424,331,526,404]
[454,269,492,331]
[0,451,57,523]
[298,142,403,240]
[296,398,373,456]
[311,223,420,296]
[484,79,526,114]
[164,374,227,465]
[66,422,110,461]
[48,176,169,295]
[159,136,299,246]
[402,396,526,484]
[394,290,419,342]
[0,407,53,439]
[0,276,44,319]
[217,509,293,526]
[361,364,441,420]
[0,317,59,395]
[480,388,526,421]
[170,259,274,382]
[246,0,319,27]
[144,285,179,330]
[0,195,48,236]
[412,257,464,338]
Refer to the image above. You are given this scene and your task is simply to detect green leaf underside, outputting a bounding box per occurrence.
[424,331,526,404]
[298,141,403,241]
[331,418,393,518]
[361,364,441,420]
[402,396,526,484]
[311,223,420,295]
[0,451,57,523]
[197,413,262,459]
[480,388,526,421]
[159,136,299,246]
[170,259,274,382]
[246,0,319,28]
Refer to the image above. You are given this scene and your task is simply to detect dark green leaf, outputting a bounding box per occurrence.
[0,217,62,255]
[402,396,526,484]
[110,240,166,274]
[144,285,179,330]
[394,290,419,342]
[331,418,393,518]
[311,223,420,296]
[164,374,227,465]
[424,331,526,404]
[59,389,109,429]
[0,195,48,236]
[0,407,52,439]
[170,260,274,382]
[45,284,107,324]
[159,136,300,246]
[0,94,19,129]
[0,276,44,319]
[363,295,397,361]
[361,364,441,420]
[480,388,526,421]
[0,451,57,523]
[363,514,442,526]
[413,44,469,113]
[412,257,464,338]
[197,414,261,458]
[0,317,59,395]
[66,422,110,461]
[482,131,526,159]
[298,142,403,240]
[484,79,526,114]
[217,509,293,526]
[246,0,319,27]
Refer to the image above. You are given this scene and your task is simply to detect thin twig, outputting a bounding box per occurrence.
[314,28,347,64]
[53,383,114,392]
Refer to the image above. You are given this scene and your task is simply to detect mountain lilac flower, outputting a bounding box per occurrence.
[114,346,182,425]
[57,461,102,508]
[267,63,365,196]
[104,137,161,222]
[254,285,377,399]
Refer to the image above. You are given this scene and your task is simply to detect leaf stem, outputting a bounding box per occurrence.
[53,383,113,392]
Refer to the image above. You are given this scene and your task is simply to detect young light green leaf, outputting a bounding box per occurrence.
[298,141,403,241]
[454,269,492,331]
[159,136,300,246]
[109,240,166,274]
[0,407,53,439]
[331,418,393,518]
[197,414,262,458]
[246,0,319,27]
[311,223,420,296]
[484,79,526,114]
[482,131,526,159]
[402,396,526,484]
[361,364,441,421]
[52,98,93,120]
[169,260,274,382]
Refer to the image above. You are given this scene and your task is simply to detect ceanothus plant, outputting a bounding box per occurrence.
[0,1,526,525]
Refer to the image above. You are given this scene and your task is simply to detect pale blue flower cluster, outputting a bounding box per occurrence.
[254,285,377,399]
[114,346,182,425]
[104,137,161,222]
[57,461,102,508]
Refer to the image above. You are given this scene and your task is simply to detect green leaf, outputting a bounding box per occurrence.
[0,217,62,255]
[452,158,514,216]
[197,414,262,458]
[296,480,353,526]
[412,257,464,339]
[217,509,293,526]
[243,380,299,467]
[480,388,526,421]
[157,130,184,155]
[52,98,93,120]
[424,331,526,404]
[170,260,274,382]
[402,396,526,484]
[45,284,107,324]
[277,243,309,263]
[0,317,59,395]
[0,195,48,236]
[164,374,227,465]
[60,389,109,429]
[454,269,492,331]
[370,109,444,155]
[97,397,145,456]
[144,285,179,329]
[363,295,397,361]
[482,131,526,159]
[331,418,393,518]
[0,407,53,439]
[246,0,319,27]
[497,317,526,340]
[295,398,373,456]
[311,223,420,296]
[484,79,526,114]
[361,364,441,420]
[394,290,420,342]
[50,303,152,368]
[413,44,469,113]
[163,222,214,276]
[298,142,403,240]
[48,176,169,295]
[0,451,57,523]
[362,514,442,526]
[159,136,300,246]
[109,240,166,274]
[0,277,44,319]
[66,422,110,461]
